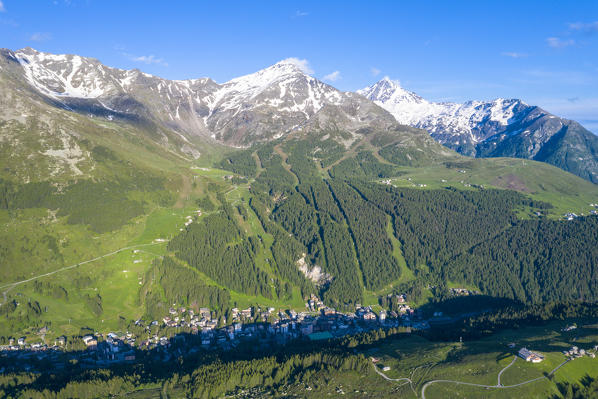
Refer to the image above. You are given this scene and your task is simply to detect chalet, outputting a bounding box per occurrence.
[362,312,376,321]
[562,325,577,332]
[518,347,543,363]
[17,337,26,346]
[56,336,66,346]
[199,308,211,319]
[321,307,336,316]
[240,308,253,319]
[379,310,387,322]
[82,335,97,348]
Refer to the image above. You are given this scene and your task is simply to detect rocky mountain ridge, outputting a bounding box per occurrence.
[2,47,597,183]
[359,77,598,183]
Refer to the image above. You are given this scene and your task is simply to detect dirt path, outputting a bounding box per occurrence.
[252,151,264,178]
[0,241,168,306]
[372,356,570,399]
[323,136,368,173]
[273,144,299,185]
[420,358,570,399]
[497,356,517,386]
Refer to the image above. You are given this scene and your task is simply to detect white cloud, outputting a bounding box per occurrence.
[568,21,598,33]
[124,53,168,67]
[322,70,341,82]
[0,1,5,12]
[501,52,528,58]
[29,32,52,42]
[279,57,313,74]
[370,67,381,77]
[546,37,575,48]
[294,10,308,17]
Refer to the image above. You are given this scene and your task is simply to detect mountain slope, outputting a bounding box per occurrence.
[8,48,410,148]
[359,77,598,183]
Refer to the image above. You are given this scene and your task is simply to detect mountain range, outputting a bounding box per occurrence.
[359,77,598,183]
[3,46,598,368]
[1,47,597,183]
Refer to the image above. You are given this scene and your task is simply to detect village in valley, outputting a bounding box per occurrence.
[0,292,432,372]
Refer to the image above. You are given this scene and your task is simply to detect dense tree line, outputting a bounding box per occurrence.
[0,172,169,233]
[310,179,343,222]
[249,197,314,298]
[271,191,322,262]
[221,139,596,310]
[328,180,401,290]
[168,210,273,298]
[330,151,397,179]
[0,178,55,209]
[196,195,216,212]
[557,375,598,399]
[251,144,296,195]
[429,301,598,341]
[217,149,257,177]
[352,182,550,274]
[445,217,598,303]
[319,215,363,308]
[141,257,230,319]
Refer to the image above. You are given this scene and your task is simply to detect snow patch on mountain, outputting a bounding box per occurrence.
[358,77,528,144]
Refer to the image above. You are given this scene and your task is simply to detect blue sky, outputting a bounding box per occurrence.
[1,0,597,132]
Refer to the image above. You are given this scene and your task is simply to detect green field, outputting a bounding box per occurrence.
[281,320,598,398]
[3,137,598,347]
[388,157,598,217]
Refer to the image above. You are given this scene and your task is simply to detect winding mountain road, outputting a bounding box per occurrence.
[373,356,570,399]
[497,355,517,386]
[420,358,570,399]
[372,362,412,386]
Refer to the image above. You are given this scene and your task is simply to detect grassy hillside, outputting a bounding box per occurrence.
[1,126,598,343]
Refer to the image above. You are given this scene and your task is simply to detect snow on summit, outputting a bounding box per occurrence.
[359,77,528,143]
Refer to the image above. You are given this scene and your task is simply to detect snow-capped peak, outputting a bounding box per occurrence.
[359,77,530,145]
[273,57,313,75]
[357,77,425,106]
